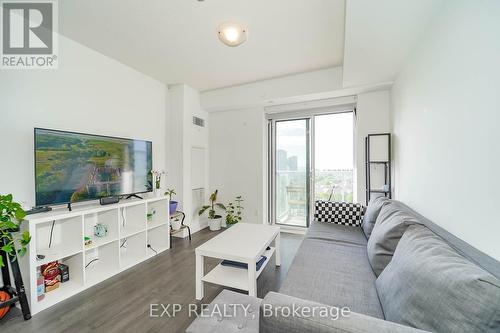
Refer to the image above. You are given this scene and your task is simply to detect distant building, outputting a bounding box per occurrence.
[288,156,298,171]
[277,149,288,171]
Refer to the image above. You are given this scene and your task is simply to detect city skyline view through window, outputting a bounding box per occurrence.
[274,112,354,227]
[315,112,354,203]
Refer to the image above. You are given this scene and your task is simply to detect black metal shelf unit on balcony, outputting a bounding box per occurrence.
[365,133,392,204]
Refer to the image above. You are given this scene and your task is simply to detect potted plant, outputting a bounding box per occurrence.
[225,195,243,227]
[0,194,31,268]
[198,190,226,231]
[151,170,165,196]
[165,188,178,215]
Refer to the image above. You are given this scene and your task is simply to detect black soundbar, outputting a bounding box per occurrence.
[26,206,52,215]
[100,196,120,205]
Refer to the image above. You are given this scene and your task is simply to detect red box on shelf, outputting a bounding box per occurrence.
[41,261,61,292]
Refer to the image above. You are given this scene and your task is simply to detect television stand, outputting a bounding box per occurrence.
[126,194,143,200]
[21,196,170,315]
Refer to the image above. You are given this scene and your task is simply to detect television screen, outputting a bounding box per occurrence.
[35,128,153,206]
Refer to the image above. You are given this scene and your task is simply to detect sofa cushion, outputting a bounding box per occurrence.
[361,196,389,238]
[314,201,364,226]
[260,292,428,333]
[366,201,418,276]
[306,221,367,246]
[279,238,384,319]
[376,225,500,333]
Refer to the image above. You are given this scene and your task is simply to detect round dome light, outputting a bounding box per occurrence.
[217,22,247,47]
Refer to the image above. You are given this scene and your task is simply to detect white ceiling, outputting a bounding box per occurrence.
[59,0,345,91]
[342,0,443,87]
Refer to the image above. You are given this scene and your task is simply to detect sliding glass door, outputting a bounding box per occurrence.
[269,111,354,228]
[273,119,310,227]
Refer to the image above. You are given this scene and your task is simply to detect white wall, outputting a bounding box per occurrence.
[166,86,185,208]
[167,85,209,234]
[204,67,344,225]
[185,86,210,233]
[391,0,500,260]
[209,107,265,224]
[355,90,391,205]
[0,34,168,208]
[343,0,442,87]
[201,67,343,112]
[208,89,391,225]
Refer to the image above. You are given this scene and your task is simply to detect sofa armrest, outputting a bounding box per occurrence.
[260,292,428,333]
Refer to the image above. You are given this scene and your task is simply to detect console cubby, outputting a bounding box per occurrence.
[146,198,169,229]
[36,252,84,308]
[83,209,119,249]
[35,216,83,265]
[85,240,120,286]
[120,204,146,238]
[119,231,147,269]
[147,224,170,258]
[23,197,169,315]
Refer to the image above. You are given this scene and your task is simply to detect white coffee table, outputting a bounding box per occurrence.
[195,223,280,300]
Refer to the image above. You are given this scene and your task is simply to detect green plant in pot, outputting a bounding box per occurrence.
[165,188,178,215]
[0,194,31,268]
[198,190,226,231]
[151,170,165,196]
[225,196,243,227]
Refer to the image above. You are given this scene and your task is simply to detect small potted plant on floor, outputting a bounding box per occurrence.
[165,188,178,215]
[225,195,243,227]
[0,194,31,268]
[198,190,226,231]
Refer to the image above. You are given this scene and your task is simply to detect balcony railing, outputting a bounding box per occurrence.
[276,169,353,226]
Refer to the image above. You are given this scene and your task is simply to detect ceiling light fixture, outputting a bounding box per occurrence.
[217,22,247,47]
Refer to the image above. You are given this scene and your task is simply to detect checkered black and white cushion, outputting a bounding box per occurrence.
[314,200,365,226]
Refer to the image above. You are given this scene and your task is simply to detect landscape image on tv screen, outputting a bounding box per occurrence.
[35,128,152,206]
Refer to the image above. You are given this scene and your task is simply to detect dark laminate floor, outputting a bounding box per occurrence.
[0,228,304,333]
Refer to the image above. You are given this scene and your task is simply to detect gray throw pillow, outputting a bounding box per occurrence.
[361,196,389,238]
[376,225,500,333]
[366,201,418,276]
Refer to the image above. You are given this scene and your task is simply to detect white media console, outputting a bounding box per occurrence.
[19,196,170,315]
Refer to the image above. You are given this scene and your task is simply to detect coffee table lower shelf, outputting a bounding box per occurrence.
[201,247,275,292]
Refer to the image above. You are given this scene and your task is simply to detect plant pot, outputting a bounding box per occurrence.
[171,218,181,231]
[154,187,163,197]
[169,201,178,215]
[208,216,222,231]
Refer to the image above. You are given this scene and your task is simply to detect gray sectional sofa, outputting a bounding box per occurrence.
[187,199,500,333]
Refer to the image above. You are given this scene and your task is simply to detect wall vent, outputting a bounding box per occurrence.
[193,116,205,127]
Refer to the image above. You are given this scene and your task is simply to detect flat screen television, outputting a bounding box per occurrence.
[34,128,153,207]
